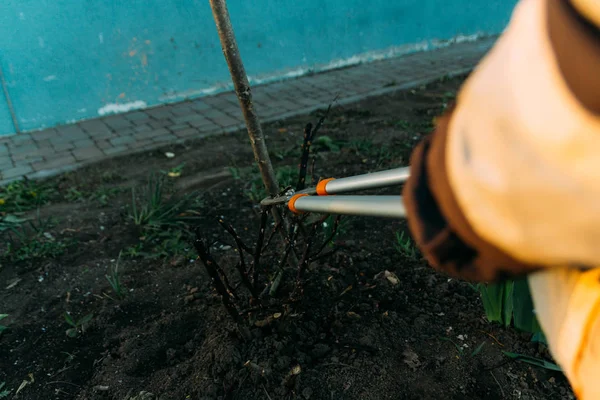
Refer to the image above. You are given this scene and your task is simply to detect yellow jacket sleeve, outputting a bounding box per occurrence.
[402,0,600,398]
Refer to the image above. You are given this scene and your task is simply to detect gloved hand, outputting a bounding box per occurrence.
[402,0,600,398]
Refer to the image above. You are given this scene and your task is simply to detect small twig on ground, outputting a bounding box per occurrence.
[262,384,273,400]
[490,371,505,398]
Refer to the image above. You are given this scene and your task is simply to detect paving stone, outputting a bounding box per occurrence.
[189,100,212,111]
[52,142,75,152]
[167,123,191,132]
[0,161,14,171]
[31,129,57,141]
[146,108,174,120]
[50,135,75,145]
[56,124,88,139]
[135,128,170,140]
[151,133,178,143]
[148,119,171,129]
[171,113,211,125]
[10,143,39,155]
[103,146,129,156]
[79,120,112,135]
[170,105,195,117]
[125,111,151,122]
[134,124,152,132]
[72,147,104,161]
[95,139,113,150]
[2,165,33,179]
[130,140,154,149]
[103,117,133,131]
[210,115,240,127]
[189,119,220,130]
[109,136,136,146]
[32,154,76,171]
[73,138,95,148]
[173,128,201,139]
[7,138,35,148]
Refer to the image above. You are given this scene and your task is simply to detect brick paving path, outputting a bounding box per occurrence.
[0,37,495,185]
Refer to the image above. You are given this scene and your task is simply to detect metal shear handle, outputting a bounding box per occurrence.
[261,167,410,219]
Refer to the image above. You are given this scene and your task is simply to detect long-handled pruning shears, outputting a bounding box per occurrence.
[260,167,409,218]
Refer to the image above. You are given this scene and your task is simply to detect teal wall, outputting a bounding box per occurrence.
[0,0,518,135]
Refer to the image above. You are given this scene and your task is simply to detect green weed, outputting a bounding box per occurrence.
[0,178,56,213]
[395,231,419,260]
[65,187,87,202]
[64,312,93,338]
[502,351,561,371]
[3,212,69,262]
[105,253,125,299]
[0,382,10,398]
[473,279,543,337]
[125,173,203,259]
[128,174,202,229]
[313,136,342,153]
[0,214,25,233]
[92,186,123,207]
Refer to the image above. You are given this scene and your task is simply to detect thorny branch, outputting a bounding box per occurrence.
[296,103,334,191]
[252,209,269,285]
[199,0,344,329]
[217,218,258,298]
[193,231,250,340]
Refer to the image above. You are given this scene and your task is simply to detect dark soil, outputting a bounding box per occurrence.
[0,75,575,400]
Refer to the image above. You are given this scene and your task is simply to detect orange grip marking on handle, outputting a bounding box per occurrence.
[316,178,335,196]
[288,193,309,214]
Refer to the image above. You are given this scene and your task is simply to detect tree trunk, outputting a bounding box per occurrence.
[209,0,299,292]
[208,0,279,198]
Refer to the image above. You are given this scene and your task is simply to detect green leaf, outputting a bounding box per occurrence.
[502,351,562,371]
[512,279,541,333]
[64,312,76,327]
[66,328,78,338]
[0,381,10,398]
[502,280,514,327]
[532,331,548,345]
[471,342,486,357]
[0,314,8,321]
[478,282,504,323]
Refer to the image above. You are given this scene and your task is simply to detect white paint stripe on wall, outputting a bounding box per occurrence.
[97,100,147,116]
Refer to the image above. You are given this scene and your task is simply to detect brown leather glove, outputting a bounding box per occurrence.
[402,0,600,283]
[401,106,541,283]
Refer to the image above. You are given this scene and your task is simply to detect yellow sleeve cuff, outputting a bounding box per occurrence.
[528,268,600,399]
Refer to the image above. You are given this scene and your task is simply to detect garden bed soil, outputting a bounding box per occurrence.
[0,75,574,400]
